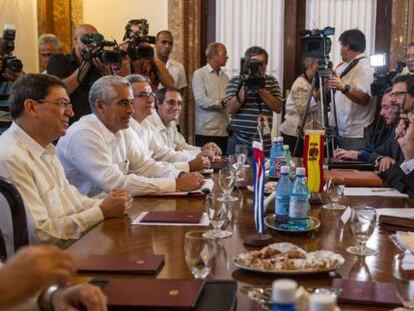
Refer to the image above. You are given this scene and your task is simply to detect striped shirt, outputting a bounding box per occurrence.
[225,75,282,152]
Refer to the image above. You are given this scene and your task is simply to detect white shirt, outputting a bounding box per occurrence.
[158,59,187,90]
[330,55,375,138]
[280,75,319,137]
[56,114,181,197]
[130,117,193,172]
[145,111,201,156]
[401,158,414,175]
[192,63,229,136]
[0,123,103,243]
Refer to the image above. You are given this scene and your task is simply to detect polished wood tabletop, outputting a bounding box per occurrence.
[68,175,414,311]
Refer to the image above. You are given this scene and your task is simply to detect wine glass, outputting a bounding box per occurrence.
[184,230,215,279]
[346,206,377,256]
[203,194,232,239]
[393,252,414,310]
[235,144,248,167]
[218,167,238,202]
[322,177,346,210]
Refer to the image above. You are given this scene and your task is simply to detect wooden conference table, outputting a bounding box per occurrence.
[68,176,414,310]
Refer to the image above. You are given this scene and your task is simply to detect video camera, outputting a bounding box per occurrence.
[0,24,23,76]
[301,27,335,60]
[371,61,406,96]
[80,33,122,65]
[239,58,265,94]
[124,19,156,61]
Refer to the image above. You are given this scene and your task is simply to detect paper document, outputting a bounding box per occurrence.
[376,208,414,218]
[132,212,209,226]
[344,187,409,198]
[147,179,214,197]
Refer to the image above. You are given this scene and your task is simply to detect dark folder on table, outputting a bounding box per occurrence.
[77,254,165,274]
[141,211,204,224]
[328,158,374,171]
[379,214,414,230]
[332,279,401,307]
[103,279,205,309]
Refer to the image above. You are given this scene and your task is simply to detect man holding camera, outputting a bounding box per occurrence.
[327,29,375,150]
[224,46,283,156]
[192,42,229,153]
[47,24,113,123]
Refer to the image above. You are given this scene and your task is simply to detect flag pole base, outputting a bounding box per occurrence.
[243,233,272,247]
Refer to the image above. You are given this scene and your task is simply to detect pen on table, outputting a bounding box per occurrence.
[371,188,393,192]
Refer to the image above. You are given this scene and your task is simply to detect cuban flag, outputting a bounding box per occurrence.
[252,140,265,235]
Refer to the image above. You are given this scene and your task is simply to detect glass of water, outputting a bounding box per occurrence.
[184,230,215,279]
[394,252,414,310]
[322,177,346,210]
[235,144,248,166]
[218,167,238,202]
[203,194,232,239]
[346,206,377,256]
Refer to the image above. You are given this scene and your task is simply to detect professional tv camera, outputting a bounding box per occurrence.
[300,27,335,61]
[124,19,156,60]
[80,33,122,65]
[239,57,265,95]
[371,61,406,96]
[0,24,23,77]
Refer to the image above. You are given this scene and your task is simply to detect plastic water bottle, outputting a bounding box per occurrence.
[269,136,284,179]
[289,167,310,230]
[271,279,297,311]
[275,165,292,229]
[283,144,295,176]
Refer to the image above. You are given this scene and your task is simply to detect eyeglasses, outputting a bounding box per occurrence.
[36,99,72,110]
[406,54,414,60]
[164,99,182,107]
[134,91,155,98]
[390,91,409,98]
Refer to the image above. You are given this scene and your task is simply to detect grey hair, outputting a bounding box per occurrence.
[125,74,149,84]
[38,33,61,49]
[205,42,224,60]
[89,75,130,112]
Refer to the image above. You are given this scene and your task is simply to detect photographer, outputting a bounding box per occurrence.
[327,29,375,150]
[122,19,174,91]
[224,46,283,156]
[47,24,114,123]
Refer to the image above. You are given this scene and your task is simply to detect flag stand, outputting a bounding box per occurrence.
[243,122,272,248]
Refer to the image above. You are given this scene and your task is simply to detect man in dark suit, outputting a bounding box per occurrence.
[383,74,414,197]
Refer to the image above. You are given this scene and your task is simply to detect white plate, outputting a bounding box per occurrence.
[233,243,345,275]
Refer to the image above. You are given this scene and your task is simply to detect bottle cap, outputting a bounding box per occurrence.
[277,136,284,142]
[281,165,290,174]
[283,145,290,150]
[309,293,336,311]
[296,167,306,176]
[271,279,297,304]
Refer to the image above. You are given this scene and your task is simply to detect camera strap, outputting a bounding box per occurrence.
[339,56,366,79]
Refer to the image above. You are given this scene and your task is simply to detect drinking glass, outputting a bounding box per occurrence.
[218,167,238,202]
[394,252,414,310]
[184,230,215,279]
[203,194,232,239]
[346,206,377,256]
[235,144,248,167]
[322,177,346,210]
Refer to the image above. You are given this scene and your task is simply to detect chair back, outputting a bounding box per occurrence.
[0,176,29,259]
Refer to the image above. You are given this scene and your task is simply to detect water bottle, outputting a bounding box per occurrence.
[289,167,310,230]
[309,293,337,311]
[271,279,297,311]
[283,144,295,176]
[269,136,284,179]
[275,165,292,229]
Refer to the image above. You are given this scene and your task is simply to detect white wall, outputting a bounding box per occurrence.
[83,0,168,43]
[0,0,39,73]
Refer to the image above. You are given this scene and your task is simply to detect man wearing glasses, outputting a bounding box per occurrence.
[225,46,283,156]
[192,42,230,154]
[56,76,203,197]
[126,74,209,172]
[0,74,132,243]
[383,74,414,197]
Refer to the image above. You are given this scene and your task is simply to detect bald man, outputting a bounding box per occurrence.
[47,24,112,123]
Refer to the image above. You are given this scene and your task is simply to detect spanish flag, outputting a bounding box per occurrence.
[303,130,325,192]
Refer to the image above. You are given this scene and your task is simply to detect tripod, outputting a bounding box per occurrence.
[293,62,339,159]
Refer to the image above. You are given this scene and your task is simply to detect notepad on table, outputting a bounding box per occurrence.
[344,187,409,197]
[132,211,209,226]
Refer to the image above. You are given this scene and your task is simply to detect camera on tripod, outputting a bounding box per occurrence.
[370,54,405,96]
[80,33,122,65]
[124,19,156,61]
[239,58,265,94]
[300,27,335,60]
[0,24,23,77]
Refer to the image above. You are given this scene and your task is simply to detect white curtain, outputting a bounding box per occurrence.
[216,0,285,137]
[306,0,377,67]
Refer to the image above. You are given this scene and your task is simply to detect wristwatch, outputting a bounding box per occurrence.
[342,84,351,94]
